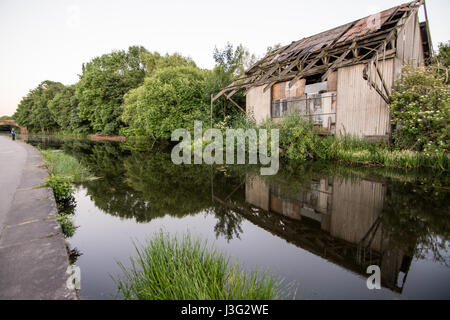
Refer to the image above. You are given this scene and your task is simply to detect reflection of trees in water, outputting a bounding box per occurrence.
[210,202,244,242]
[124,152,247,241]
[57,139,450,257]
[59,141,247,240]
[381,175,450,265]
[124,152,212,219]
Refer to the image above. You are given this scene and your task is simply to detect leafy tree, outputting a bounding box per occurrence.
[208,43,256,123]
[141,51,197,76]
[75,46,148,134]
[213,42,249,77]
[47,85,89,133]
[122,66,209,139]
[390,64,449,154]
[13,95,33,128]
[436,41,450,67]
[14,80,65,132]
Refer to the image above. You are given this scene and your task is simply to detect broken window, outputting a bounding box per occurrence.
[271,80,305,118]
[272,100,288,118]
[271,78,337,133]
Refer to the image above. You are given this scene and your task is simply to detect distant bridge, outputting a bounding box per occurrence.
[0,120,27,134]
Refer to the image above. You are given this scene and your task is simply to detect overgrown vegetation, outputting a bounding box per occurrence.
[42,149,93,238]
[209,115,449,170]
[13,43,253,136]
[12,41,450,170]
[45,174,76,238]
[45,174,74,203]
[390,64,449,154]
[54,213,77,238]
[122,66,210,139]
[42,150,93,183]
[116,232,288,300]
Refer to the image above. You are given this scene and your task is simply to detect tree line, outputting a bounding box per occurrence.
[13,43,257,137]
[12,41,449,150]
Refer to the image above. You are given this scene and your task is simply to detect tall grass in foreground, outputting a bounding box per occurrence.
[42,150,93,183]
[116,232,288,300]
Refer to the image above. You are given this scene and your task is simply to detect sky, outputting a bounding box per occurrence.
[1,0,449,116]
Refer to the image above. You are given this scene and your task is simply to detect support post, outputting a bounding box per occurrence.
[210,94,213,129]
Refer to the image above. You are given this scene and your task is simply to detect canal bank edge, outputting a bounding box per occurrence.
[0,138,77,300]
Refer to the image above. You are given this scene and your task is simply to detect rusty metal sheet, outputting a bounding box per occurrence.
[217,1,419,100]
[338,7,398,43]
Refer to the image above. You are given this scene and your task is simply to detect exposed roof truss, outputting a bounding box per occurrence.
[212,0,428,104]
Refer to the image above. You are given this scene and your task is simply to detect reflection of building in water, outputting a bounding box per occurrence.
[242,174,412,293]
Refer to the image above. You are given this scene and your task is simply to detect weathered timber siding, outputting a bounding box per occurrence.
[272,79,306,100]
[394,12,426,82]
[396,12,425,68]
[246,85,271,124]
[336,59,394,137]
[330,178,385,252]
[327,71,338,92]
[245,174,270,211]
[270,194,302,221]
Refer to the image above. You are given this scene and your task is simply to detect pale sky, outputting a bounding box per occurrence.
[1,0,449,116]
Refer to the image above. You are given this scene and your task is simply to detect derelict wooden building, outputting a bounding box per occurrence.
[213,0,432,139]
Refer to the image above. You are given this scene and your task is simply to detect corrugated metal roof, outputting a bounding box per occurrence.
[213,0,424,101]
[256,2,415,70]
[338,6,400,43]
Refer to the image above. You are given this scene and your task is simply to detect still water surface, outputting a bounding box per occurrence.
[20,135,450,300]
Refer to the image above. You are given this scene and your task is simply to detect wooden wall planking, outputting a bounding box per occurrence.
[245,174,270,211]
[246,85,272,124]
[272,79,306,100]
[327,71,338,92]
[396,12,425,68]
[336,59,394,137]
[330,178,386,252]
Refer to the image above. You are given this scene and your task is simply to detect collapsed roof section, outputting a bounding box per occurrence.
[213,0,432,103]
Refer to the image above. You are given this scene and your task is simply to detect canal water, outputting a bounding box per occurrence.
[19,135,450,299]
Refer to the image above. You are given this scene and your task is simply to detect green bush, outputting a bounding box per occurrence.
[55,214,76,238]
[256,116,318,161]
[222,113,449,170]
[390,64,449,154]
[278,116,317,161]
[121,66,209,139]
[46,174,74,203]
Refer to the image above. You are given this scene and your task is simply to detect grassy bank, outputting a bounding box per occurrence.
[42,150,94,237]
[221,115,449,171]
[316,135,449,170]
[116,232,289,300]
[42,150,93,183]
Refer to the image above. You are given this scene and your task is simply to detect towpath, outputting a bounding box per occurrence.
[0,135,76,299]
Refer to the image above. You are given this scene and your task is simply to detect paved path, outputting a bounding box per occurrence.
[0,135,77,299]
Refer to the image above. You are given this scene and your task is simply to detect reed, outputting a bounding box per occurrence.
[115,232,286,300]
[42,150,93,183]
